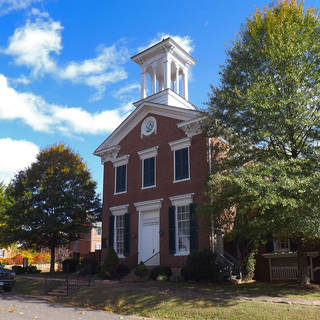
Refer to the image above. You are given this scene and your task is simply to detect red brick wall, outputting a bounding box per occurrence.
[101,113,210,267]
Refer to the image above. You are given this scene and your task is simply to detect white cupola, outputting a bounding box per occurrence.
[131,37,196,110]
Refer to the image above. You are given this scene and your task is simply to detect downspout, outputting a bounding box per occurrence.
[208,137,215,252]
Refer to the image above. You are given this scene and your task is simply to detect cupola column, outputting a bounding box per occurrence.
[140,67,147,99]
[163,55,172,90]
[151,63,157,94]
[182,68,189,100]
[175,65,180,95]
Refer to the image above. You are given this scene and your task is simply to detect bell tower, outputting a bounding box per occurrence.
[131,37,196,110]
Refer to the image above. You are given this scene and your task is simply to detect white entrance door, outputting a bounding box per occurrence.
[139,210,160,266]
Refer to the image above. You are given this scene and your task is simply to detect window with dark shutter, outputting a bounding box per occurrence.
[124,213,130,256]
[143,157,155,188]
[109,215,115,248]
[175,147,189,181]
[189,203,198,252]
[115,164,126,193]
[168,206,176,254]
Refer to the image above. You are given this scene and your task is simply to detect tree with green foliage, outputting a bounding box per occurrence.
[205,0,320,284]
[1,144,101,273]
[0,182,14,248]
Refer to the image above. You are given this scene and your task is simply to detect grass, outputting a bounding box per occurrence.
[11,277,320,320]
[11,277,62,295]
[58,285,320,320]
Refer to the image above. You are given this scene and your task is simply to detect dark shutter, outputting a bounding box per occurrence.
[290,239,298,252]
[265,235,274,253]
[109,215,115,248]
[169,206,176,254]
[189,203,198,252]
[102,238,107,249]
[124,213,130,257]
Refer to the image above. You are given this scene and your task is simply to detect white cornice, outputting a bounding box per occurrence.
[134,198,163,212]
[169,193,194,206]
[177,116,207,137]
[112,155,129,167]
[138,146,158,160]
[98,145,121,164]
[109,204,129,216]
[169,137,191,151]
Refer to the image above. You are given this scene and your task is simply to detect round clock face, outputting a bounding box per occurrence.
[145,120,154,133]
[141,116,156,136]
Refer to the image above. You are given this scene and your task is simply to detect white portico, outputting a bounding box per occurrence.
[131,37,196,110]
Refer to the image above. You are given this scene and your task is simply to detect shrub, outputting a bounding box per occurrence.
[12,265,25,274]
[99,248,119,279]
[79,257,99,275]
[181,249,229,282]
[62,259,78,273]
[25,265,41,274]
[116,263,130,279]
[33,251,51,264]
[150,266,172,281]
[134,261,148,279]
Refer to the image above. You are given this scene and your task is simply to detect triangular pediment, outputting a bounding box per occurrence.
[94,101,202,157]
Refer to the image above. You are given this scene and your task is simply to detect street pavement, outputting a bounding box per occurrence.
[0,293,145,320]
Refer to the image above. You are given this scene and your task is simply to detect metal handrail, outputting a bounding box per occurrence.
[142,251,160,265]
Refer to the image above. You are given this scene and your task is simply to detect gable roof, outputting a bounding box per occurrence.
[93,101,201,156]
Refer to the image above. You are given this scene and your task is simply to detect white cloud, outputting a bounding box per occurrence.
[10,74,31,85]
[3,12,129,100]
[0,138,39,184]
[139,33,194,53]
[4,13,63,75]
[0,73,130,135]
[112,83,140,100]
[0,0,42,16]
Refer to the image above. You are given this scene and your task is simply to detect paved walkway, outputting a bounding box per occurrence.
[0,293,149,320]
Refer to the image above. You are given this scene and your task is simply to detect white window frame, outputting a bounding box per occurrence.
[138,146,158,190]
[274,235,290,253]
[112,155,129,195]
[169,193,194,256]
[169,138,191,183]
[110,204,129,258]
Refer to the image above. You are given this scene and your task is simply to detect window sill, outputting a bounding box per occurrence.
[114,191,127,195]
[117,254,125,259]
[173,177,190,183]
[174,252,189,257]
[141,185,156,190]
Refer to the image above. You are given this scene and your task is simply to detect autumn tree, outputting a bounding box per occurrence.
[2,144,101,272]
[205,0,320,284]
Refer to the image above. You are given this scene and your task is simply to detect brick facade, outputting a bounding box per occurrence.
[101,113,210,268]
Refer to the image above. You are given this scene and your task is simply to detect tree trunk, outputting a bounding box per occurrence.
[297,240,310,285]
[50,246,55,273]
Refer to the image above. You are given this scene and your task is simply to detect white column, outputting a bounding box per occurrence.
[175,65,180,95]
[159,79,164,91]
[182,68,189,100]
[140,68,147,99]
[163,56,171,89]
[151,64,157,94]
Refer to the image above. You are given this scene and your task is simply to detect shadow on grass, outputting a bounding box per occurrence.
[57,286,240,318]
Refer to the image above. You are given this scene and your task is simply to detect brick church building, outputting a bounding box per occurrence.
[94,37,213,268]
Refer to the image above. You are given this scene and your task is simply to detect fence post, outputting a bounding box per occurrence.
[66,278,69,296]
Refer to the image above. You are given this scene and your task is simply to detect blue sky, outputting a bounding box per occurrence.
[0,0,319,195]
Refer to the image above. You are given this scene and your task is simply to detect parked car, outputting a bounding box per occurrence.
[0,263,16,292]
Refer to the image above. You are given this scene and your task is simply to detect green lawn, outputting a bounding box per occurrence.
[11,277,320,320]
[59,286,320,320]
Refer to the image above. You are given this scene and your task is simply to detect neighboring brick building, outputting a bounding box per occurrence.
[94,38,213,268]
[69,222,102,258]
